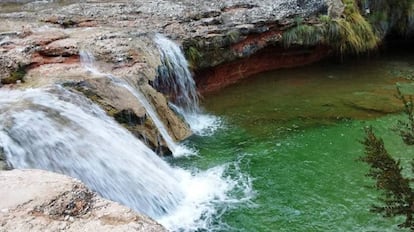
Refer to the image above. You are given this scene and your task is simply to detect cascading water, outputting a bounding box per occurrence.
[154,34,199,113]
[154,34,220,136]
[0,87,183,218]
[80,50,191,156]
[0,86,254,231]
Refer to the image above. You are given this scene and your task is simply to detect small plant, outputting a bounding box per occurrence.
[184,46,202,68]
[1,65,26,84]
[360,88,414,230]
[360,126,414,230]
[333,0,379,54]
[395,87,414,145]
[282,21,323,48]
[282,0,379,54]
[226,29,241,44]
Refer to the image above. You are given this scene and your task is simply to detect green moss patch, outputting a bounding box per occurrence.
[1,65,26,84]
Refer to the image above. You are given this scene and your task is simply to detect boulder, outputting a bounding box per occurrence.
[0,169,167,232]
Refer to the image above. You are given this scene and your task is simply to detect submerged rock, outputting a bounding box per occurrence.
[0,169,167,232]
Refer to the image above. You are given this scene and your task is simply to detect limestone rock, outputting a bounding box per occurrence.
[65,77,178,153]
[326,0,344,19]
[0,20,191,154]
[0,169,167,232]
[141,83,192,142]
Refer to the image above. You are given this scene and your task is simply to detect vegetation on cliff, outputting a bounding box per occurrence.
[283,0,414,54]
[364,0,414,37]
[182,0,414,70]
[283,0,379,54]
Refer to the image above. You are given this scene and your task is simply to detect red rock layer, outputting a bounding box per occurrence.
[195,45,331,94]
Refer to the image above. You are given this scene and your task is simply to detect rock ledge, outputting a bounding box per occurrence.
[0,169,166,232]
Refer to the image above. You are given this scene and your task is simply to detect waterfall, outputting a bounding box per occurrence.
[154,34,200,114]
[0,87,183,218]
[0,86,254,231]
[79,51,191,157]
[154,34,220,136]
[107,76,180,154]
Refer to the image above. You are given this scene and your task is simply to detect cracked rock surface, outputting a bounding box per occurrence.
[0,169,166,232]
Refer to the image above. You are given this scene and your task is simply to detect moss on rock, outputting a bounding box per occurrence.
[282,0,379,54]
[1,65,26,85]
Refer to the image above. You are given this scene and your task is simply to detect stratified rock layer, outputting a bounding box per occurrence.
[0,0,331,95]
[0,169,166,232]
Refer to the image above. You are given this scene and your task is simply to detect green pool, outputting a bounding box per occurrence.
[173,49,414,231]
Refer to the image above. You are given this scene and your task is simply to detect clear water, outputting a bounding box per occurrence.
[172,50,414,231]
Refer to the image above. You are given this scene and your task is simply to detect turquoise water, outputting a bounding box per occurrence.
[173,51,414,231]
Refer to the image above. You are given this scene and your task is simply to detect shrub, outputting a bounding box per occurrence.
[360,88,414,230]
[282,0,379,54]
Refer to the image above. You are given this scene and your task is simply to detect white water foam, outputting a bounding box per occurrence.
[159,158,256,231]
[170,103,223,137]
[76,48,252,229]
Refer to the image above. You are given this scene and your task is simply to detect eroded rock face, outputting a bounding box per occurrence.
[0,0,332,68]
[196,45,331,93]
[0,20,191,153]
[0,169,166,232]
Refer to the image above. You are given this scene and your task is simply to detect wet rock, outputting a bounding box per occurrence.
[141,84,192,142]
[64,78,172,152]
[0,169,166,232]
[0,49,30,85]
[0,147,11,170]
[0,20,191,153]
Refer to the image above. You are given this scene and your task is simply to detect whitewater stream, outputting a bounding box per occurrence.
[0,36,253,231]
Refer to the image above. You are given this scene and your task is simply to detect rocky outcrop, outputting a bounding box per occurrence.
[0,169,166,232]
[0,23,191,153]
[0,0,336,126]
